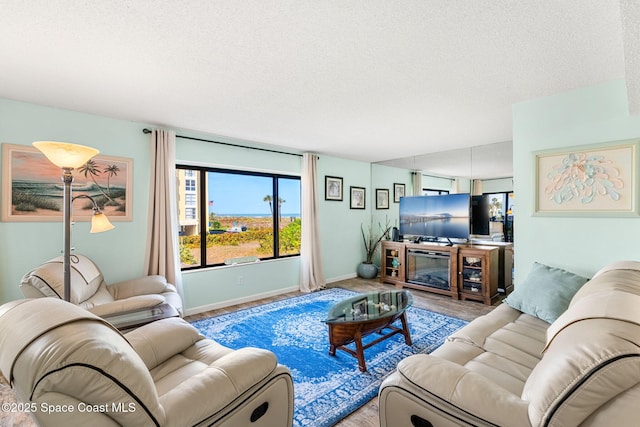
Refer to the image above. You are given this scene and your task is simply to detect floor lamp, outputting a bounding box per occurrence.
[33,141,115,302]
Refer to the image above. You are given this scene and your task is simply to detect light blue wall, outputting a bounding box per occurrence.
[513,79,640,281]
[0,99,151,303]
[317,155,373,280]
[0,98,376,311]
[422,174,454,192]
[482,177,513,194]
[175,131,304,312]
[371,164,412,229]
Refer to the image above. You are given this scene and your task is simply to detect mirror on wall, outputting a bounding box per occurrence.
[375,141,512,180]
[373,141,514,242]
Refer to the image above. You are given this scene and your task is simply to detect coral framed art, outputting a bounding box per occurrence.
[533,139,639,216]
[1,143,133,222]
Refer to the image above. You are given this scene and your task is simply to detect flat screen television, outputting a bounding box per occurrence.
[471,195,490,236]
[399,193,471,241]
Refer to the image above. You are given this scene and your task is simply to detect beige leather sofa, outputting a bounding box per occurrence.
[0,298,294,427]
[379,262,640,426]
[20,254,184,317]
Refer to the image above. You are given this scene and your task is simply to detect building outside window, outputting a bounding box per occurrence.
[176,166,301,269]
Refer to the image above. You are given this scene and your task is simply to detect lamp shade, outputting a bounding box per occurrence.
[33,141,100,169]
[90,212,115,233]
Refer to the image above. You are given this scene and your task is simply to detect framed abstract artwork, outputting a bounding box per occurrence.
[2,143,133,222]
[350,186,366,209]
[534,140,639,216]
[325,175,343,201]
[376,188,389,209]
[393,183,405,203]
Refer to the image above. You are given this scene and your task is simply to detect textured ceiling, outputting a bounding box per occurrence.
[0,1,636,178]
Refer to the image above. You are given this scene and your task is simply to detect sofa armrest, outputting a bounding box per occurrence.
[88,294,165,317]
[125,317,203,370]
[159,347,279,426]
[108,275,171,300]
[394,354,531,426]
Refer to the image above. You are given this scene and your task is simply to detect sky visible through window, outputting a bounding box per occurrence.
[207,172,301,217]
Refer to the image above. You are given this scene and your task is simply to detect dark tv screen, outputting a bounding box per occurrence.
[471,195,490,235]
[399,194,471,240]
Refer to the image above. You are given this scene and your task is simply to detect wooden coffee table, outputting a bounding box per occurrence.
[324,290,413,372]
[102,303,180,331]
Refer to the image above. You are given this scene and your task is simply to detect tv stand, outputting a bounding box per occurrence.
[381,241,500,305]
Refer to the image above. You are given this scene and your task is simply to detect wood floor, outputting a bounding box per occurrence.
[186,276,498,427]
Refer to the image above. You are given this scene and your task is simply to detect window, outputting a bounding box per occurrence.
[177,166,301,269]
[423,189,449,196]
[484,192,514,242]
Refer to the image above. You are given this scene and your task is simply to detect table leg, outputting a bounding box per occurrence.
[328,325,337,356]
[400,312,413,346]
[354,331,367,372]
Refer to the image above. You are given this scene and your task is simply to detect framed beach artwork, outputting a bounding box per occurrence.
[350,186,366,210]
[393,183,405,203]
[376,188,389,209]
[325,175,343,201]
[534,140,639,216]
[1,143,133,222]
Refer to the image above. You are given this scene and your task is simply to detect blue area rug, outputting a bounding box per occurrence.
[190,288,467,427]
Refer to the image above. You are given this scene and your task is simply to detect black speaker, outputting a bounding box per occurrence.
[391,227,399,242]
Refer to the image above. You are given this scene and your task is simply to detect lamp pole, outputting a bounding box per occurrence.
[62,167,74,302]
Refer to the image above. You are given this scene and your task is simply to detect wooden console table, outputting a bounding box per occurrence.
[381,241,500,305]
[324,290,413,372]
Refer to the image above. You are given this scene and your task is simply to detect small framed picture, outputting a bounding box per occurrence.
[351,297,368,317]
[393,183,406,203]
[350,186,366,209]
[325,176,343,201]
[379,291,392,307]
[376,188,389,209]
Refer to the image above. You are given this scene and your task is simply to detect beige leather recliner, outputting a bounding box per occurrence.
[20,254,183,317]
[0,298,294,427]
[379,262,640,426]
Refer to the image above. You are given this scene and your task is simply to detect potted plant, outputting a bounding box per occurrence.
[358,219,391,279]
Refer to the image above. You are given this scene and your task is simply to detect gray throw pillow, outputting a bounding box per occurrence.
[504,262,589,324]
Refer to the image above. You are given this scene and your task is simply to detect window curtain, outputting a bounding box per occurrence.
[300,153,325,292]
[411,171,422,196]
[472,179,483,195]
[145,129,184,303]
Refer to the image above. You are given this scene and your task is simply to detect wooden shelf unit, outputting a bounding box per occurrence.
[380,241,500,305]
[458,246,499,305]
[380,241,405,285]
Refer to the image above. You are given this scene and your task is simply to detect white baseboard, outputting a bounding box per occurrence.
[184,273,358,317]
[184,286,299,317]
[326,272,357,283]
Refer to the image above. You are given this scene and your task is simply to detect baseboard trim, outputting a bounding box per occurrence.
[326,272,357,283]
[184,272,358,316]
[184,286,299,316]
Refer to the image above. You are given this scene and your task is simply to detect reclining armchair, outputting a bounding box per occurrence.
[20,254,183,317]
[0,298,294,427]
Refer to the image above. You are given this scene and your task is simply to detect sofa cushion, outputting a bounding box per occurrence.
[20,255,106,304]
[522,267,640,426]
[437,303,549,396]
[522,317,640,426]
[504,262,589,323]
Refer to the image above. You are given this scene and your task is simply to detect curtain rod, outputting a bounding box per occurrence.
[142,128,303,157]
